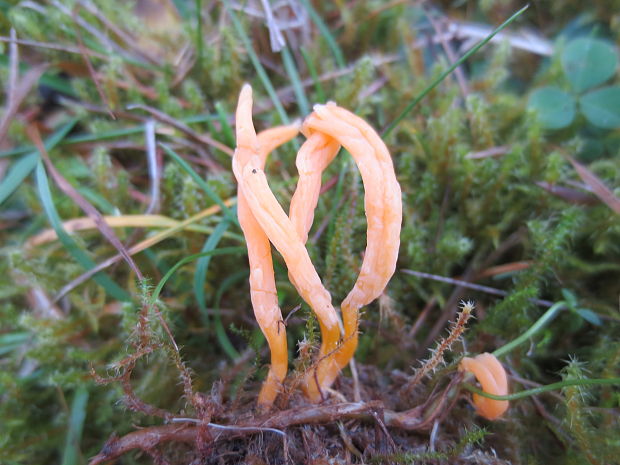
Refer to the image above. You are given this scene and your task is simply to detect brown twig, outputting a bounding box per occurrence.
[88,396,448,465]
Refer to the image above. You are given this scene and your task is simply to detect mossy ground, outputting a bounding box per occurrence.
[1,1,619,464]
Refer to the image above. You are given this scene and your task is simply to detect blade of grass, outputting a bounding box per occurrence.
[0,118,77,205]
[215,102,235,148]
[128,103,234,157]
[464,377,620,401]
[493,302,565,358]
[382,4,529,138]
[0,54,77,97]
[27,214,243,247]
[212,270,248,360]
[325,157,350,240]
[300,46,326,103]
[194,217,233,325]
[194,0,204,70]
[61,386,89,465]
[0,152,38,206]
[0,332,30,356]
[160,142,238,225]
[0,114,220,159]
[223,0,289,124]
[52,200,236,302]
[30,126,144,281]
[281,46,310,115]
[36,161,130,302]
[567,155,620,214]
[298,0,345,68]
[150,247,245,307]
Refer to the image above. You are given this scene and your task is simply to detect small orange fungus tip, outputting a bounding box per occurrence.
[459,353,509,420]
[232,85,402,407]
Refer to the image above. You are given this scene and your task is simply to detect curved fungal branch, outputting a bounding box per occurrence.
[233,85,402,406]
[459,353,509,420]
[233,84,301,407]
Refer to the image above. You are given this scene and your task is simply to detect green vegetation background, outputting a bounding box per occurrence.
[0,1,619,464]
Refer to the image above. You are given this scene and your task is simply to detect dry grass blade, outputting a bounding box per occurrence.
[0,30,47,145]
[127,103,234,156]
[144,120,159,214]
[536,181,599,206]
[475,261,532,279]
[71,5,116,120]
[567,156,620,214]
[402,269,554,307]
[7,28,18,111]
[27,125,144,281]
[52,200,235,301]
[26,214,214,247]
[77,0,159,65]
[46,0,138,62]
[0,36,110,59]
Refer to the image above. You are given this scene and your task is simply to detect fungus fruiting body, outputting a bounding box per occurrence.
[298,103,402,400]
[232,84,402,407]
[459,352,509,420]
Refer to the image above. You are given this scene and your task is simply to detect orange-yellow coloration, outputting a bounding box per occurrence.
[233,85,300,407]
[233,84,402,406]
[298,103,402,400]
[459,353,509,420]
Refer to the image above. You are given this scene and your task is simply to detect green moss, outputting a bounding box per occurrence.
[0,2,619,463]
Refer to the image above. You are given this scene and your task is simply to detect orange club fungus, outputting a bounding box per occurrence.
[232,84,402,408]
[459,352,509,420]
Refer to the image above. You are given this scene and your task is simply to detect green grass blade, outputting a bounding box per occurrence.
[382,4,529,138]
[0,118,77,205]
[61,386,89,465]
[223,0,289,124]
[35,162,131,302]
[299,0,345,68]
[194,218,232,324]
[213,270,248,360]
[282,46,310,115]
[160,143,238,225]
[215,102,235,147]
[0,152,38,206]
[150,247,245,307]
[300,46,326,103]
[464,377,620,401]
[0,332,30,356]
[0,55,76,97]
[326,157,350,239]
[493,302,565,358]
